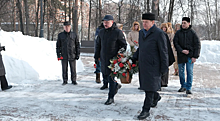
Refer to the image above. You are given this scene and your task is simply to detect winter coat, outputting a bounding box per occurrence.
[94,23,104,53]
[94,22,127,76]
[173,25,201,64]
[56,31,80,60]
[0,53,6,76]
[165,33,175,66]
[127,30,139,52]
[133,25,169,91]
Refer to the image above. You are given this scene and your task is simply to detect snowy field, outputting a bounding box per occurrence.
[0,31,220,120]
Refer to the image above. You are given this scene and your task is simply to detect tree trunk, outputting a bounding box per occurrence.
[24,0,29,35]
[95,0,98,28]
[64,0,67,21]
[152,0,159,20]
[99,0,102,24]
[215,0,218,39]
[147,0,150,13]
[35,0,40,37]
[73,0,79,34]
[80,0,83,41]
[16,0,24,34]
[88,0,91,41]
[190,0,193,25]
[47,0,50,40]
[168,0,174,22]
[13,0,16,31]
[69,0,72,22]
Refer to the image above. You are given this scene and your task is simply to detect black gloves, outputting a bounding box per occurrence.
[95,59,98,64]
[75,56,79,60]
[131,57,137,64]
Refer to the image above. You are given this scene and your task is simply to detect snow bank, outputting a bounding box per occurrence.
[0,30,84,82]
[197,40,220,64]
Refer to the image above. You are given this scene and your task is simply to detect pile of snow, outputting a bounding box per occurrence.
[197,40,220,64]
[0,30,84,82]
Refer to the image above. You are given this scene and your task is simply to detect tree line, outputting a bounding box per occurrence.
[0,0,219,41]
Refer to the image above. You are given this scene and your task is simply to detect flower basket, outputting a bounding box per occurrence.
[120,76,132,84]
[108,48,138,84]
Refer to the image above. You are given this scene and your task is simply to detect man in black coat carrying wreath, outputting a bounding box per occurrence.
[94,15,127,105]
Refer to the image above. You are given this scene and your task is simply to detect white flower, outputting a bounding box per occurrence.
[121,57,127,63]
[114,63,120,72]
[129,59,133,64]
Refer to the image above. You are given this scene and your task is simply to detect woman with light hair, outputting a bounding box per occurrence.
[117,23,131,52]
[160,23,175,87]
[127,21,141,53]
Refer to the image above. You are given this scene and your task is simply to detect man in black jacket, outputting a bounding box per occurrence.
[132,13,169,120]
[174,17,201,94]
[94,15,127,105]
[56,21,80,85]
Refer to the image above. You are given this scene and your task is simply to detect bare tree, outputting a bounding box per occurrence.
[168,0,175,22]
[88,0,92,41]
[16,0,24,34]
[24,0,30,35]
[35,0,40,37]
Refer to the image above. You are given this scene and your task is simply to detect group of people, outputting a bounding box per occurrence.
[93,13,201,119]
[0,12,201,120]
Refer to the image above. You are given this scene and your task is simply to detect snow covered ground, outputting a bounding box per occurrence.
[0,31,220,120]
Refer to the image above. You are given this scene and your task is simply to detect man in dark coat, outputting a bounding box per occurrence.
[56,21,80,85]
[94,23,108,88]
[0,45,12,91]
[94,15,127,105]
[132,13,169,120]
[173,17,201,94]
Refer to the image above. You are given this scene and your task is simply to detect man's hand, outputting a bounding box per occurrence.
[75,56,79,60]
[191,58,196,63]
[182,50,189,55]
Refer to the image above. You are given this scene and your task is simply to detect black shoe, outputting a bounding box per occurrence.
[100,85,108,90]
[62,81,67,85]
[115,83,122,95]
[104,98,114,105]
[178,87,186,92]
[138,87,141,90]
[186,90,192,94]
[2,85,12,91]
[72,81,78,85]
[137,111,150,120]
[151,96,161,107]
[161,85,168,87]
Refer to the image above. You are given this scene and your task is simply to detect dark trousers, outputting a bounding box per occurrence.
[142,91,160,112]
[61,60,76,82]
[161,71,169,86]
[0,75,9,89]
[103,75,117,98]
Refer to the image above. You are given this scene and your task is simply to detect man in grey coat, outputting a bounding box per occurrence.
[132,13,169,120]
[0,45,12,91]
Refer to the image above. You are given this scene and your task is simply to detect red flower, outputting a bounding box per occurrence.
[132,64,136,67]
[122,73,126,76]
[118,58,122,62]
[114,72,117,74]
[134,40,138,43]
[119,63,124,68]
[94,64,97,68]
[113,60,117,64]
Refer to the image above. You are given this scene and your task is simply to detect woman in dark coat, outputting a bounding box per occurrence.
[0,46,12,91]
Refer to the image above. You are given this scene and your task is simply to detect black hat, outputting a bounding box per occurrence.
[182,17,190,23]
[63,21,71,26]
[102,15,114,21]
[142,13,156,20]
